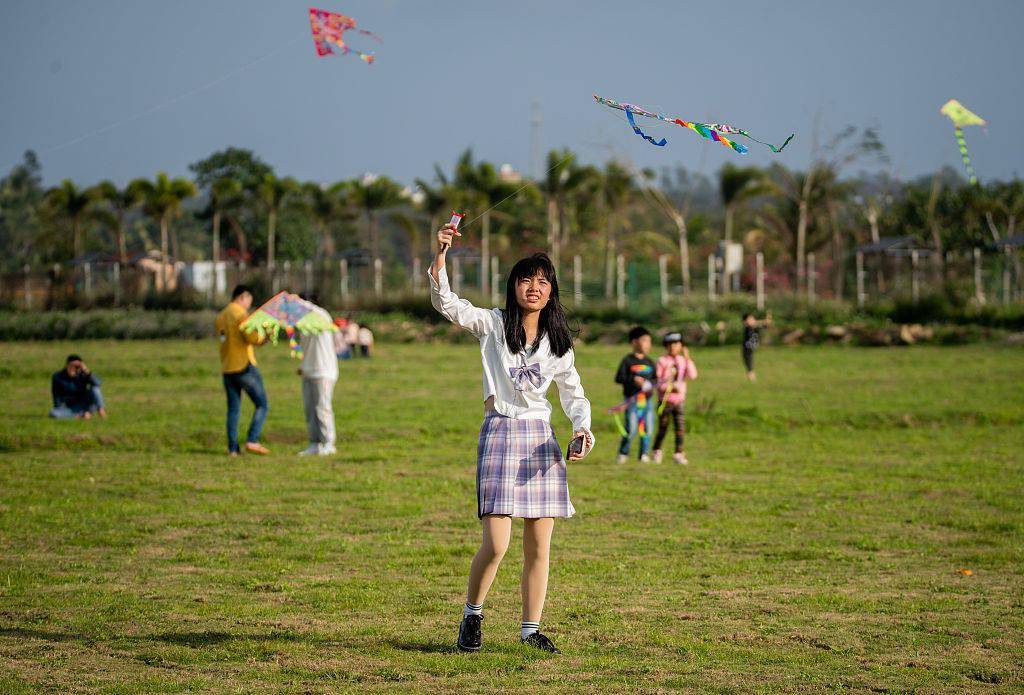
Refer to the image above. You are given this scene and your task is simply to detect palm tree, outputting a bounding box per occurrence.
[631,166,695,295]
[760,165,833,288]
[540,148,592,272]
[719,163,768,244]
[256,173,297,271]
[210,177,241,265]
[812,166,854,299]
[45,179,93,260]
[128,172,197,291]
[349,173,406,263]
[413,170,453,259]
[88,181,137,264]
[453,150,520,296]
[298,181,342,259]
[598,161,636,298]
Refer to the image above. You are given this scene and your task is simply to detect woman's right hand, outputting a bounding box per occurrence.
[437,222,462,252]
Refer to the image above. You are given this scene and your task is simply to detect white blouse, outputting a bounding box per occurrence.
[429,267,594,447]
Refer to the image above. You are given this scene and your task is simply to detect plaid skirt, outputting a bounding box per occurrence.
[476,412,575,519]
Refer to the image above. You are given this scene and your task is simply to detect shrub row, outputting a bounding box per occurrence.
[0,307,1018,346]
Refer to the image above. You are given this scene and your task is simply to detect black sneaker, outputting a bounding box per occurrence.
[521,631,560,654]
[457,614,482,652]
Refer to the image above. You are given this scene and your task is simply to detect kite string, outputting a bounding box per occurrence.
[462,151,576,227]
[41,36,303,155]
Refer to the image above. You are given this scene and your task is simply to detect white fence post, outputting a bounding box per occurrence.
[856,251,866,309]
[23,264,31,310]
[911,250,920,304]
[756,252,765,311]
[658,254,669,306]
[339,259,349,303]
[806,253,815,304]
[373,258,383,297]
[973,247,984,303]
[1003,245,1011,305]
[412,257,422,293]
[573,254,583,306]
[707,255,716,302]
[112,263,121,306]
[615,253,626,310]
[452,256,462,295]
[490,256,500,307]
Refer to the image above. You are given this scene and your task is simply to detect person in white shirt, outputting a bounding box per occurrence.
[296,296,338,456]
[429,222,594,656]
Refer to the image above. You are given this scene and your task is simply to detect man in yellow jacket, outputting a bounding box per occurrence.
[216,285,270,455]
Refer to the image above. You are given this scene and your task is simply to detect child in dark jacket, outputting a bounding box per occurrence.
[613,326,656,463]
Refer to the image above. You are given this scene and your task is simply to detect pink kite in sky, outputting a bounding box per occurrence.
[308,7,381,65]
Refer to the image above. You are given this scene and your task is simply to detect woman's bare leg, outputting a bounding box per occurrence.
[521,517,554,622]
[466,515,512,605]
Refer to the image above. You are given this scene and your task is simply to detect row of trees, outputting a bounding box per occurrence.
[1,133,1022,300]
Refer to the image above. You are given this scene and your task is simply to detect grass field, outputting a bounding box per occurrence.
[1,340,1022,693]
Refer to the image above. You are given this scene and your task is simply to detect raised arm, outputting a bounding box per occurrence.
[553,350,595,457]
[428,222,496,337]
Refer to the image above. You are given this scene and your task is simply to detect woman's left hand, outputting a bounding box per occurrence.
[568,430,593,461]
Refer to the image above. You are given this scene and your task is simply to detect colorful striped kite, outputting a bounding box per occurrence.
[940,99,986,186]
[594,94,794,154]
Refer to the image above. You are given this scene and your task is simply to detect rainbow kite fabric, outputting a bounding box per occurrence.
[308,7,381,64]
[594,94,794,154]
[241,291,336,351]
[940,99,986,186]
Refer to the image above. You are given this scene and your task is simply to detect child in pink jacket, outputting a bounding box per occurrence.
[653,332,697,464]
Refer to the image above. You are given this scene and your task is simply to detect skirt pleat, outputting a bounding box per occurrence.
[476,412,574,519]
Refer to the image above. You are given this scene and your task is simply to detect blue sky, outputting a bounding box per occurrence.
[1,0,1021,186]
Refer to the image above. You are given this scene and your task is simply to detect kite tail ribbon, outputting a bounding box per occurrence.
[954,126,979,186]
[749,132,795,153]
[626,108,667,147]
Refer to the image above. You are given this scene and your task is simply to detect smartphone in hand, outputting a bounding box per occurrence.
[566,434,585,460]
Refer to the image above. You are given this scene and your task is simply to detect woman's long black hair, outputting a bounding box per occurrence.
[503,253,577,357]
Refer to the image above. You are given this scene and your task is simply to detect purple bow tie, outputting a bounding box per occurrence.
[509,363,543,391]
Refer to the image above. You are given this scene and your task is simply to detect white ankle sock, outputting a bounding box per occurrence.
[521,621,540,639]
[464,601,483,618]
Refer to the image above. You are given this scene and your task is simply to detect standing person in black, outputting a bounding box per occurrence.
[742,312,772,381]
[613,326,657,463]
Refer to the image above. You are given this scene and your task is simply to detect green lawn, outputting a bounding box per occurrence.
[1,340,1022,693]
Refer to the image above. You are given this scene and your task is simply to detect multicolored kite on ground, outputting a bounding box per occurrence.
[940,99,986,186]
[594,94,794,154]
[308,7,381,64]
[241,291,336,355]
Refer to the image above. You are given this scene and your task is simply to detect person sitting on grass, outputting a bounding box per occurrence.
[215,284,270,456]
[742,311,772,382]
[49,354,106,419]
[430,221,594,655]
[652,332,698,465]
[614,326,656,463]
